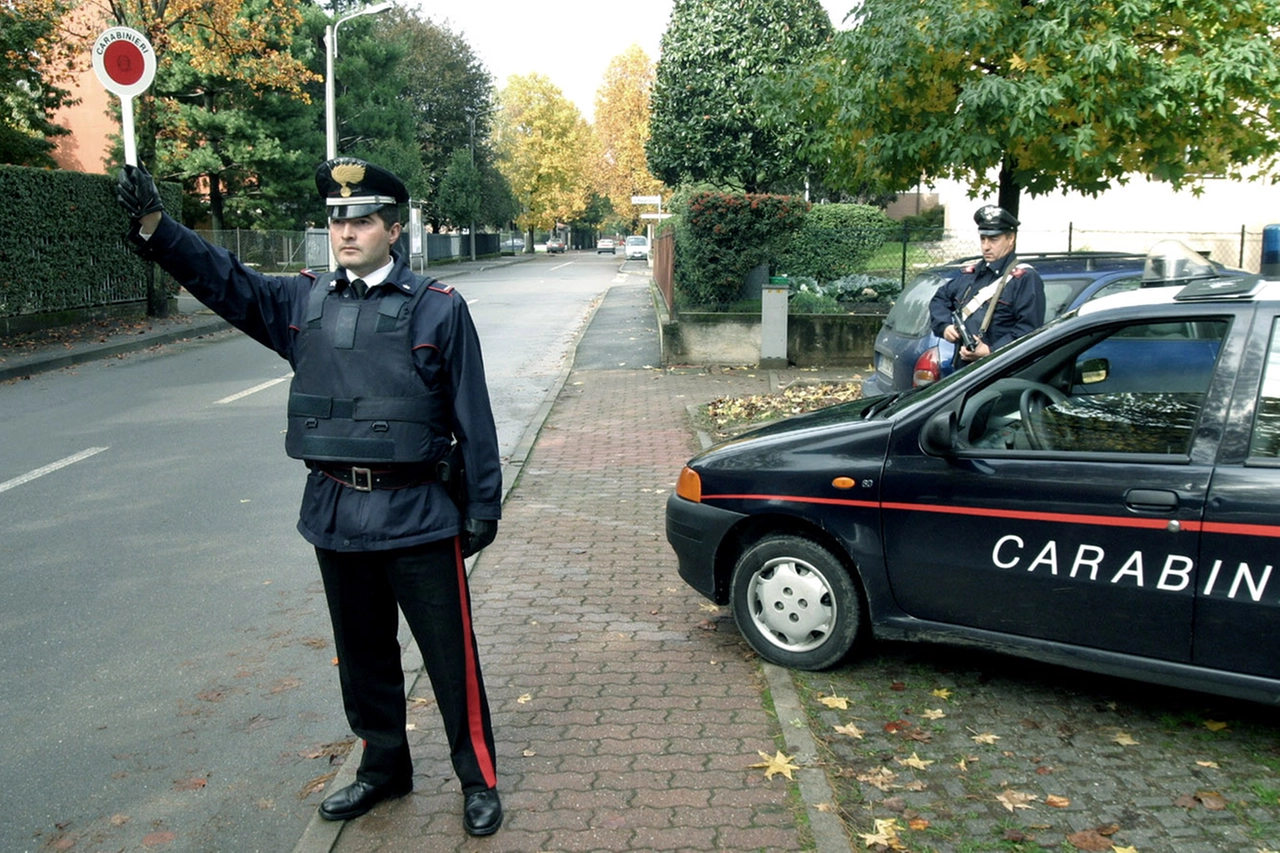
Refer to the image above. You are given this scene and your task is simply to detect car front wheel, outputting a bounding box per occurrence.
[730,535,862,670]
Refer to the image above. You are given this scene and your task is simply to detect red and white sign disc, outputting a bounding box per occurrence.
[92,27,156,98]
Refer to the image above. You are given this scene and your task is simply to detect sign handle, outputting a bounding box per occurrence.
[122,96,137,167]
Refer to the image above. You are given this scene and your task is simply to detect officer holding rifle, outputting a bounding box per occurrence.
[930,205,1046,363]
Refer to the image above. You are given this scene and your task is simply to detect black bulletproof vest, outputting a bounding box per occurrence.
[285,280,449,464]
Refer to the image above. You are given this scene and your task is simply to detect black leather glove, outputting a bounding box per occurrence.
[461,518,498,558]
[116,163,165,220]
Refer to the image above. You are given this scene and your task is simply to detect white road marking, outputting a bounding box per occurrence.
[215,375,292,405]
[0,447,109,494]
[550,261,574,271]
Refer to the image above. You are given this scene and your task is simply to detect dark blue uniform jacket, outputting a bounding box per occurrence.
[131,214,502,552]
[929,254,1046,351]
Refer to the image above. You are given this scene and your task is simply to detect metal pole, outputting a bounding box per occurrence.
[322,3,395,271]
[324,25,336,160]
[469,114,476,261]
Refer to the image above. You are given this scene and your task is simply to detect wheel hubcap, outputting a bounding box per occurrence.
[746,557,836,652]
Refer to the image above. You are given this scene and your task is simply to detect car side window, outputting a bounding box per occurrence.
[1248,318,1280,459]
[961,318,1230,456]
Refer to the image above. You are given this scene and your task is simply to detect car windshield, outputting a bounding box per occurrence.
[872,317,1069,419]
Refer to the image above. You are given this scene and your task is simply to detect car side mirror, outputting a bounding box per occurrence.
[921,408,957,456]
[1077,357,1110,385]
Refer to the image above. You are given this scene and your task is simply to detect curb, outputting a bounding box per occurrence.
[0,315,234,384]
[694,417,853,853]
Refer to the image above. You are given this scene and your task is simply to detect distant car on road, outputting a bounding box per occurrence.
[597,238,616,254]
[546,237,566,254]
[668,245,1280,705]
[625,236,649,260]
[861,247,1242,398]
[501,236,526,253]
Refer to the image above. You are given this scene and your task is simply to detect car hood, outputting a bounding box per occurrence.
[694,397,889,464]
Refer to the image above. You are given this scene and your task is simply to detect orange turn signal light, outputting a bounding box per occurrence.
[676,466,702,502]
[832,477,856,490]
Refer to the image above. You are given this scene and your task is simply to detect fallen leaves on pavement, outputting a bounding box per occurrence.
[857,817,905,849]
[750,749,800,781]
[702,381,863,436]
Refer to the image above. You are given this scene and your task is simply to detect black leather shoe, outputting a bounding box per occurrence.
[318,779,412,821]
[463,788,503,836]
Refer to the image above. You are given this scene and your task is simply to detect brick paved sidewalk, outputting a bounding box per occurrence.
[331,367,814,852]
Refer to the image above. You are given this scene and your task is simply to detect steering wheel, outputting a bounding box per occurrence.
[1019,384,1068,450]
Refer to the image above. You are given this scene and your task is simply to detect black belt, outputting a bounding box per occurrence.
[314,464,435,491]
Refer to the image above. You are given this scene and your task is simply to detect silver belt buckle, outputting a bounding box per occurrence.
[351,467,373,491]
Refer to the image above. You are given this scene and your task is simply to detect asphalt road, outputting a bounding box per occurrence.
[0,251,623,852]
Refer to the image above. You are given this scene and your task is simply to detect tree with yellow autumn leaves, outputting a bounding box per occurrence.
[591,45,665,235]
[495,73,592,236]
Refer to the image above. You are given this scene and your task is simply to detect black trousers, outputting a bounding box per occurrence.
[315,537,497,794]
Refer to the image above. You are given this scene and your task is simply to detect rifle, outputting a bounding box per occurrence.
[951,310,979,353]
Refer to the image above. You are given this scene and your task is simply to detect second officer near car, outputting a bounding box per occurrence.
[115,157,505,837]
[930,205,1046,363]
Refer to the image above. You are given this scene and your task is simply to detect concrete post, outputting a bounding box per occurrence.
[760,277,789,369]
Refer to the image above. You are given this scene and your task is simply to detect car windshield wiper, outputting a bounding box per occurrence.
[863,389,910,417]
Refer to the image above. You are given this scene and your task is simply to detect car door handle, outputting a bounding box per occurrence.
[1125,489,1178,512]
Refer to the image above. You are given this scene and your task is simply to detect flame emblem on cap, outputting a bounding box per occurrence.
[331,162,366,198]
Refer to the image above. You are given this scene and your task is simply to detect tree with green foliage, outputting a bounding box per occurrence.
[382,9,496,223]
[106,0,321,229]
[436,148,483,231]
[767,0,1280,217]
[647,0,833,193]
[0,0,77,167]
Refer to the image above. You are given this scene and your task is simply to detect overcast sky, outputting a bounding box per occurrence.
[407,1,855,118]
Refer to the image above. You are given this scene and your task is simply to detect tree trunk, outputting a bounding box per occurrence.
[997,155,1022,220]
[209,172,225,232]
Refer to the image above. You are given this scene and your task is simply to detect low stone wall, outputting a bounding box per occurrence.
[652,285,885,367]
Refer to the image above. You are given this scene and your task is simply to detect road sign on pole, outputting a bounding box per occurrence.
[92,27,156,166]
[631,195,662,205]
[640,213,673,219]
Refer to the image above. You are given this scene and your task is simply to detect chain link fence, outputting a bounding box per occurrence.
[863,225,1271,290]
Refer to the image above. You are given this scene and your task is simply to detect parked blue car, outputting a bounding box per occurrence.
[860,246,1240,397]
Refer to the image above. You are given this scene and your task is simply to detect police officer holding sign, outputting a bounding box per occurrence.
[115,158,504,836]
[930,205,1046,363]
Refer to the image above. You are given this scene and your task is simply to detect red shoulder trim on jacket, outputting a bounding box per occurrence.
[427,283,455,294]
[300,269,317,280]
[963,264,977,273]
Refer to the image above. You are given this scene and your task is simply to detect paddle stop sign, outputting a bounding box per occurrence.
[92,27,155,166]
[92,27,155,98]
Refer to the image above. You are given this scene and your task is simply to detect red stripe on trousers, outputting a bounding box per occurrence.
[455,536,497,789]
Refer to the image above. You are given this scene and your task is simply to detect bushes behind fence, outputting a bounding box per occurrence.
[0,164,181,318]
[776,203,897,283]
[674,189,809,308]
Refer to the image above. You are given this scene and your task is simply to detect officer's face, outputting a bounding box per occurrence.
[330,214,402,277]
[980,231,1016,263]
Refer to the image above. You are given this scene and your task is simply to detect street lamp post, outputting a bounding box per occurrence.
[466,107,499,261]
[324,1,394,160]
[323,1,394,269]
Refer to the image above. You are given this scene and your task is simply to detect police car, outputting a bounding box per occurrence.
[667,241,1280,704]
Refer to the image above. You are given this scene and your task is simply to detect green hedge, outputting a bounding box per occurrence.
[0,165,181,319]
[674,190,808,308]
[776,203,896,283]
